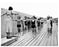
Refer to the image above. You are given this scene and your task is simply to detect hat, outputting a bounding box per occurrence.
[8,6,13,10]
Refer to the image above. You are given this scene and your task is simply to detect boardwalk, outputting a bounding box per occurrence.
[9,23,58,46]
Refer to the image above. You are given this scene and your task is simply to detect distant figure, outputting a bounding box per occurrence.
[47,19,52,36]
[37,20,40,30]
[50,20,53,34]
[17,21,21,37]
[31,20,36,37]
[40,21,43,28]
[28,21,31,31]
[25,20,28,30]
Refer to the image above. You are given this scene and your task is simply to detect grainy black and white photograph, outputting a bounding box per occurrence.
[0,0,59,46]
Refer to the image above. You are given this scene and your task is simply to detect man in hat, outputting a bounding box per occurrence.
[6,6,13,39]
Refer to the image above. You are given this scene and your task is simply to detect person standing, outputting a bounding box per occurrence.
[50,19,53,34]
[31,20,36,38]
[47,19,52,37]
[17,21,21,37]
[5,6,13,39]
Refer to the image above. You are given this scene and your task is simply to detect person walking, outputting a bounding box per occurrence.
[31,20,36,38]
[50,19,53,34]
[17,21,21,37]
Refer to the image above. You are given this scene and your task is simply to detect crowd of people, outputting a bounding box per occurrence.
[1,6,58,39]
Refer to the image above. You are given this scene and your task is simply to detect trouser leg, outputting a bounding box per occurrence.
[6,32,12,39]
[6,25,12,39]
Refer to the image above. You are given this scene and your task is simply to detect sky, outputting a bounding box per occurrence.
[0,0,58,18]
